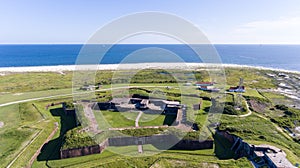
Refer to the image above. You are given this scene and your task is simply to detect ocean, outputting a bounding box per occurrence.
[0,44,300,71]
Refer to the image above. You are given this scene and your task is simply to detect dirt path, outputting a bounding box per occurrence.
[238,101,252,117]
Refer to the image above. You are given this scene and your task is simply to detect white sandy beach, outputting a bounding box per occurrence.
[0,63,299,74]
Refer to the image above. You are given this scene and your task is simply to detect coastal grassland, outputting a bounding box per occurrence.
[0,68,278,97]
[259,91,298,107]
[0,98,76,168]
[249,90,300,129]
[0,88,73,105]
[0,103,43,167]
[224,68,276,89]
[0,70,114,93]
[0,101,56,168]
[242,88,264,98]
[0,72,73,92]
[260,91,286,100]
[40,147,252,168]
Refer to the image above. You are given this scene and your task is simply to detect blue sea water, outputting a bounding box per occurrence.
[0,44,300,71]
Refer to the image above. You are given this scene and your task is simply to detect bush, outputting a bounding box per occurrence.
[284,110,294,116]
[258,135,266,140]
[120,128,166,137]
[63,126,97,149]
[275,104,288,111]
[223,105,240,115]
[65,101,74,110]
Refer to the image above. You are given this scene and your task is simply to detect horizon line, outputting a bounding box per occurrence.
[1,43,300,45]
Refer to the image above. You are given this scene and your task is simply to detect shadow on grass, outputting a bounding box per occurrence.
[37,108,77,161]
[163,115,177,126]
[203,107,210,113]
[213,133,235,160]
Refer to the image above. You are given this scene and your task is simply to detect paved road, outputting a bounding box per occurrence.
[0,85,168,107]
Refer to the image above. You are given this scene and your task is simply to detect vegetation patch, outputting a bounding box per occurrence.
[270,105,300,129]
[62,126,97,150]
[119,127,167,137]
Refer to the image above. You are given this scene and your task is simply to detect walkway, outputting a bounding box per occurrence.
[81,102,100,134]
[138,145,143,153]
[135,111,143,127]
[109,125,168,131]
[238,101,252,117]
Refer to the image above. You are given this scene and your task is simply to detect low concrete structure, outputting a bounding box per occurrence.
[80,85,96,91]
[254,145,296,168]
[136,99,149,109]
[228,86,245,92]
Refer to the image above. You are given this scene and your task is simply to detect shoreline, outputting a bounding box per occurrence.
[0,63,299,74]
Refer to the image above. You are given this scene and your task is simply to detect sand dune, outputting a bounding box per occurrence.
[0,63,299,74]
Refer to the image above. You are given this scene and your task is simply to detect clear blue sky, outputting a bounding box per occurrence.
[1,0,300,44]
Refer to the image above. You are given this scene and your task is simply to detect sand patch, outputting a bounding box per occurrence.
[13,93,23,96]
[58,71,65,75]
[0,121,4,128]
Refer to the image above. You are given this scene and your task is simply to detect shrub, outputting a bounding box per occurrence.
[65,101,74,110]
[275,104,288,111]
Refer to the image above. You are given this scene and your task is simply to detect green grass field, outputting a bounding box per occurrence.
[0,103,43,167]
[138,113,165,126]
[94,110,138,128]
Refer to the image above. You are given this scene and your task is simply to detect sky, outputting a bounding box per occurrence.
[1,0,300,44]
